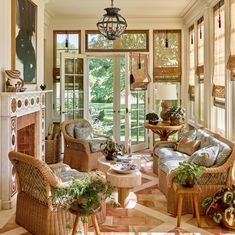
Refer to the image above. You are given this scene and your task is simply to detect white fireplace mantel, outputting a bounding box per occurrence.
[0,90,52,210]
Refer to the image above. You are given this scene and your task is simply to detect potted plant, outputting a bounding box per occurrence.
[175,161,205,187]
[145,112,159,125]
[54,172,113,216]
[100,138,126,161]
[201,186,235,229]
[166,106,185,125]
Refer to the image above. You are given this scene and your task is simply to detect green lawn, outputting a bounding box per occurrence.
[89,102,145,143]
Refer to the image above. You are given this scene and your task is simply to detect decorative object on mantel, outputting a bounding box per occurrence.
[40,84,46,90]
[97,0,127,40]
[5,70,26,92]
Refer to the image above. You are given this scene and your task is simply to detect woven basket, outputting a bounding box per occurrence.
[45,135,61,164]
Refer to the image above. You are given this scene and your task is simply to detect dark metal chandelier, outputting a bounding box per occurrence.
[97,0,127,40]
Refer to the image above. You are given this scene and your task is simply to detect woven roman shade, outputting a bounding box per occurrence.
[153,30,181,82]
[227,0,235,80]
[196,17,204,81]
[188,25,195,100]
[130,53,151,90]
[212,0,225,106]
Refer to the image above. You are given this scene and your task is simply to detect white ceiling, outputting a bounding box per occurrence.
[45,0,198,19]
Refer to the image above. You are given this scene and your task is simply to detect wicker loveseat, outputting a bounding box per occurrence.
[61,119,111,172]
[9,151,106,235]
[153,128,235,216]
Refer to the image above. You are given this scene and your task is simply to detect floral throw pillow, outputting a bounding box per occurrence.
[188,145,220,167]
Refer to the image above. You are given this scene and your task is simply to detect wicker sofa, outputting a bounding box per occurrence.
[61,119,111,172]
[9,151,106,235]
[153,128,235,216]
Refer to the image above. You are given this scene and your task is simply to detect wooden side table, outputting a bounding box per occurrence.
[144,121,183,141]
[173,183,201,227]
[106,169,142,207]
[97,156,116,173]
[70,206,101,235]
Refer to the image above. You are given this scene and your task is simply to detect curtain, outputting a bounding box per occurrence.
[213,0,225,106]
[153,30,181,82]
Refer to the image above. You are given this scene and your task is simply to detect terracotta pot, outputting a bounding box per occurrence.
[170,116,180,126]
[183,176,195,188]
[149,120,158,125]
[105,152,115,161]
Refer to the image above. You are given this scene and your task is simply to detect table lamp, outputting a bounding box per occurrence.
[155,84,177,121]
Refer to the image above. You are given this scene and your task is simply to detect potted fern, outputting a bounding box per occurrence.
[166,106,185,125]
[54,172,113,216]
[100,138,126,160]
[175,161,205,187]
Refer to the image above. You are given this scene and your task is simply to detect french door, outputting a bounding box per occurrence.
[60,53,88,122]
[60,52,148,151]
[88,53,148,152]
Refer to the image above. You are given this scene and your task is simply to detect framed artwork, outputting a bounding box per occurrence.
[12,0,37,84]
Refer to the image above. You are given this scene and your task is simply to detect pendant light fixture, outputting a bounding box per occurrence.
[97,0,127,40]
[65,32,69,49]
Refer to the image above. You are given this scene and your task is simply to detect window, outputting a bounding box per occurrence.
[53,31,81,80]
[213,0,225,133]
[153,30,181,82]
[188,25,195,120]
[213,1,225,106]
[53,31,81,120]
[85,30,149,52]
[197,17,204,123]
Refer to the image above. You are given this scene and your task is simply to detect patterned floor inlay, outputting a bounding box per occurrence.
[0,153,234,234]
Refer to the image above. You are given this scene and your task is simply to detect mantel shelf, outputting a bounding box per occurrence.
[0,90,53,96]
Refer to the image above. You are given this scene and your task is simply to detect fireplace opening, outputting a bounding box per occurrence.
[17,124,35,156]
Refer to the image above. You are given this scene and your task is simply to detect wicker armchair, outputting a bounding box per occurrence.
[153,129,235,216]
[8,151,106,235]
[61,119,111,172]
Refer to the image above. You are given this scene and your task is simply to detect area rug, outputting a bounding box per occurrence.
[0,152,233,235]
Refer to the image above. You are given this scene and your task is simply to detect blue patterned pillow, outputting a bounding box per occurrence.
[188,145,220,167]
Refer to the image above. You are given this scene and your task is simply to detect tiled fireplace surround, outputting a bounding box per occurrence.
[0,91,47,210]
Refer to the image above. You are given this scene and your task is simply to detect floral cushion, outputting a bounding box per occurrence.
[65,123,75,137]
[74,126,92,139]
[156,147,189,165]
[196,129,232,167]
[51,165,85,183]
[159,160,184,174]
[188,145,220,167]
[87,137,108,153]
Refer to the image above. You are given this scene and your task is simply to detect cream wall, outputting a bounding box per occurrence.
[0,0,45,92]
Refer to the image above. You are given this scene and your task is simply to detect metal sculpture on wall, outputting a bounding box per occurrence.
[12,0,37,83]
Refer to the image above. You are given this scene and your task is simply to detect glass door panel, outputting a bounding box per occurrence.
[60,53,86,122]
[131,90,146,145]
[88,58,114,136]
